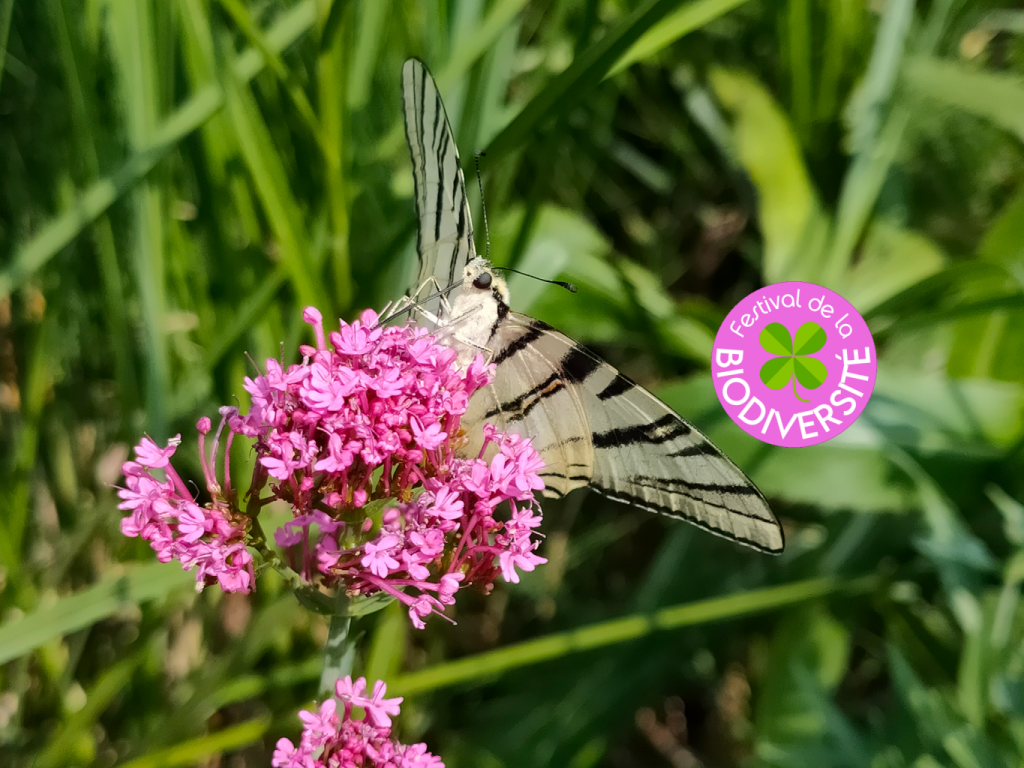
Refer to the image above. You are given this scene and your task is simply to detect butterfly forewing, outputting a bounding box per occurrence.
[462,313,784,553]
[401,59,476,317]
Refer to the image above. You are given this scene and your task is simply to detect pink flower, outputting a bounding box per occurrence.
[177,503,213,543]
[499,544,547,584]
[426,486,464,521]
[361,535,401,578]
[410,417,447,450]
[358,679,403,729]
[275,676,442,768]
[133,435,179,469]
[117,416,253,594]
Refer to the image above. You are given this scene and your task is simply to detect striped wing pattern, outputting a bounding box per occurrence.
[462,313,785,554]
[401,58,476,316]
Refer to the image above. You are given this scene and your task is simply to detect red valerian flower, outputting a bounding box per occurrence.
[272,676,442,768]
[118,307,547,626]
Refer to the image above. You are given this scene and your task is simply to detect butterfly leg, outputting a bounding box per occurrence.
[380,277,456,327]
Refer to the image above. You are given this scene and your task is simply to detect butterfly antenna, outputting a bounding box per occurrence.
[474,151,491,260]
[493,266,577,294]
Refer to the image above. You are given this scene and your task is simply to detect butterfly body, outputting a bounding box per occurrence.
[439,258,511,366]
[401,58,784,554]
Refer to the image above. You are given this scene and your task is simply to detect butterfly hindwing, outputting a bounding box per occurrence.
[401,58,476,317]
[462,316,595,499]
[463,312,785,554]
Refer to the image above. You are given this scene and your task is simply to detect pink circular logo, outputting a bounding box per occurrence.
[711,282,876,447]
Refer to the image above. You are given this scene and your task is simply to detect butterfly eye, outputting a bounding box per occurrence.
[472,273,493,290]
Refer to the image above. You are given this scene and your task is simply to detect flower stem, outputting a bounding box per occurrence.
[319,592,358,695]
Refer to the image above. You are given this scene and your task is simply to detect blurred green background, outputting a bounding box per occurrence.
[3,0,1024,766]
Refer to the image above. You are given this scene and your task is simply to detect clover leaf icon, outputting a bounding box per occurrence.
[758,322,828,403]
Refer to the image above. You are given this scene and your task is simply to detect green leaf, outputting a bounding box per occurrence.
[709,68,829,283]
[903,56,1024,145]
[760,322,794,355]
[755,607,864,764]
[822,0,918,285]
[978,187,1024,278]
[0,562,193,665]
[795,356,828,389]
[839,219,946,313]
[761,356,794,390]
[794,321,827,354]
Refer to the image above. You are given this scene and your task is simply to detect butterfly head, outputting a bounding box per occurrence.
[462,257,509,306]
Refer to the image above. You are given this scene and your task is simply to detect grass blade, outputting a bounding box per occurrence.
[105,0,170,437]
[347,0,389,109]
[787,0,813,140]
[35,651,146,768]
[0,0,15,95]
[821,0,916,285]
[221,48,327,312]
[114,717,271,768]
[317,0,353,311]
[0,562,193,665]
[0,317,57,572]
[391,576,853,696]
[435,0,531,90]
[606,0,753,78]
[0,0,318,299]
[486,0,691,161]
[216,0,326,148]
[371,0,529,161]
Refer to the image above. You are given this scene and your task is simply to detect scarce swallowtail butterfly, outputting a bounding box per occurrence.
[401,58,784,554]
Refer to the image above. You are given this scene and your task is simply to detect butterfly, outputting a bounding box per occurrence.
[400,58,783,554]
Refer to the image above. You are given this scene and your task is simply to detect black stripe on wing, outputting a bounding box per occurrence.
[482,372,564,422]
[666,443,721,458]
[592,414,692,449]
[597,374,636,400]
[492,321,551,365]
[628,474,764,499]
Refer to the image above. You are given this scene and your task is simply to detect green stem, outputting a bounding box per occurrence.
[792,370,810,402]
[320,593,357,695]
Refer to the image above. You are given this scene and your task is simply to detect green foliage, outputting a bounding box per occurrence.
[2,0,1024,766]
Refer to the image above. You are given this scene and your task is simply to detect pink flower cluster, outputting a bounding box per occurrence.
[320,424,546,628]
[118,415,254,593]
[273,676,442,768]
[231,307,491,514]
[119,306,548,625]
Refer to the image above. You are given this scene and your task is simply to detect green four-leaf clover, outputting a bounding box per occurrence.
[758,322,828,403]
